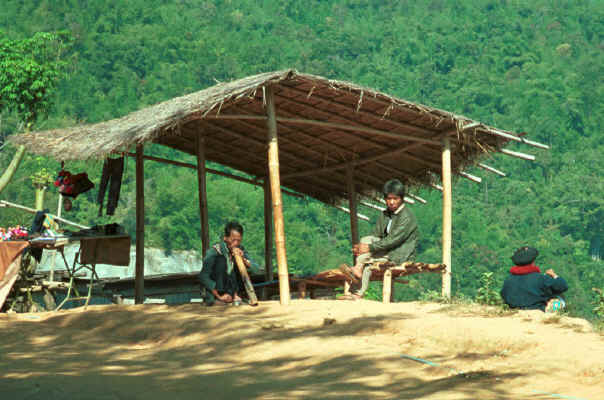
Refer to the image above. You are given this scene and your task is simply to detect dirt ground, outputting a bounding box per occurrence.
[1,299,602,400]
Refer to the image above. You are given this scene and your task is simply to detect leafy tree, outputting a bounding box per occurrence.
[0,31,72,195]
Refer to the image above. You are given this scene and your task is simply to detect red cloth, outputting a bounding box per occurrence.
[509,263,541,275]
[0,241,29,310]
[0,241,29,281]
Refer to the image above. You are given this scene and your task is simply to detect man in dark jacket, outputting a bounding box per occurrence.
[500,246,568,312]
[199,221,258,306]
[346,179,418,298]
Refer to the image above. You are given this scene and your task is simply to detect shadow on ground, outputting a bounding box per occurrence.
[0,303,535,399]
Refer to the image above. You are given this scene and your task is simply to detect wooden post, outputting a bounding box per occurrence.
[382,269,392,304]
[135,144,145,304]
[347,166,359,265]
[297,281,307,299]
[441,137,452,299]
[49,195,63,282]
[265,86,290,305]
[196,135,210,256]
[263,177,274,281]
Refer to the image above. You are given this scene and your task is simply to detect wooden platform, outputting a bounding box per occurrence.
[302,261,447,303]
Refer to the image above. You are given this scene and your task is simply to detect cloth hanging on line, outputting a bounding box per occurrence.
[54,170,94,198]
[97,157,124,217]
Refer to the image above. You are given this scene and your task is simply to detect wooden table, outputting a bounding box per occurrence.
[29,234,131,310]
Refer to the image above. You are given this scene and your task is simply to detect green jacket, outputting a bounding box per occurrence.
[369,204,418,263]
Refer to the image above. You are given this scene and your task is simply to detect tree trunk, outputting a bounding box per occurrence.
[0,145,26,194]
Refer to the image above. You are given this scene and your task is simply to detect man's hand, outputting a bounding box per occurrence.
[212,289,233,303]
[353,243,370,256]
[232,247,244,258]
[232,247,252,268]
[219,293,233,302]
[545,269,559,279]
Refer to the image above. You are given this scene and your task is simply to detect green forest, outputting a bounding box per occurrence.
[1,0,602,320]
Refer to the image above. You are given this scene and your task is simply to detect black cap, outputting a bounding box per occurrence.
[511,246,538,266]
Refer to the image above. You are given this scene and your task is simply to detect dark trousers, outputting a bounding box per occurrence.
[200,269,241,305]
[97,157,124,216]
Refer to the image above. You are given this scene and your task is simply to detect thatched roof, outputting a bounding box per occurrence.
[10,69,545,204]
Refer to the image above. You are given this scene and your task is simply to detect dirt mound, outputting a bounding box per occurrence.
[1,300,602,399]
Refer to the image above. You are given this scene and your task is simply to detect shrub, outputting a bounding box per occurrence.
[475,272,502,306]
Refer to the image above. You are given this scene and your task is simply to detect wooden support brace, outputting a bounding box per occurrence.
[382,269,392,304]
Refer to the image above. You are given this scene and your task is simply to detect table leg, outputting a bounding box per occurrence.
[84,264,96,309]
[56,275,74,311]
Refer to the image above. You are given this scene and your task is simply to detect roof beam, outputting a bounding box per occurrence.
[336,205,370,222]
[459,171,482,184]
[252,104,421,183]
[200,120,370,194]
[217,106,392,188]
[478,163,506,177]
[157,131,351,202]
[408,193,427,204]
[500,148,536,161]
[280,141,431,180]
[281,84,439,137]
[289,82,448,134]
[485,128,549,150]
[124,152,303,198]
[273,90,424,178]
[205,114,442,146]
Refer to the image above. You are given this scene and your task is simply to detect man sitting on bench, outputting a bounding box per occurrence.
[344,179,419,299]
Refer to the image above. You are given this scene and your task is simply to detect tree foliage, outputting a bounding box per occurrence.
[0,31,72,124]
[0,0,602,320]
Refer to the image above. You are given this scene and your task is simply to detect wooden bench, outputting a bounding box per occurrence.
[306,261,446,303]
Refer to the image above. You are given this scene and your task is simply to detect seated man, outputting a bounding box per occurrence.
[344,179,419,299]
[500,246,568,312]
[199,221,258,306]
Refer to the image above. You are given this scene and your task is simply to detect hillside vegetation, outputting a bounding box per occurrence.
[1,0,602,320]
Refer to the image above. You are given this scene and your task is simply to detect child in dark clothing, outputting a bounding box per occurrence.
[500,246,568,312]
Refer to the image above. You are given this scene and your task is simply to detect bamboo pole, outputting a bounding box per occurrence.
[478,163,506,177]
[49,195,63,282]
[335,205,370,221]
[264,177,274,281]
[408,193,427,204]
[0,200,88,229]
[234,253,258,306]
[347,166,359,265]
[135,144,145,304]
[360,200,386,212]
[500,148,536,161]
[196,136,210,256]
[125,152,303,198]
[204,106,395,190]
[265,86,290,305]
[207,114,442,146]
[459,171,482,184]
[441,137,452,299]
[486,128,549,149]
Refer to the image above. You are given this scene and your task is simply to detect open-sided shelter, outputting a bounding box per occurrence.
[10,69,548,304]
